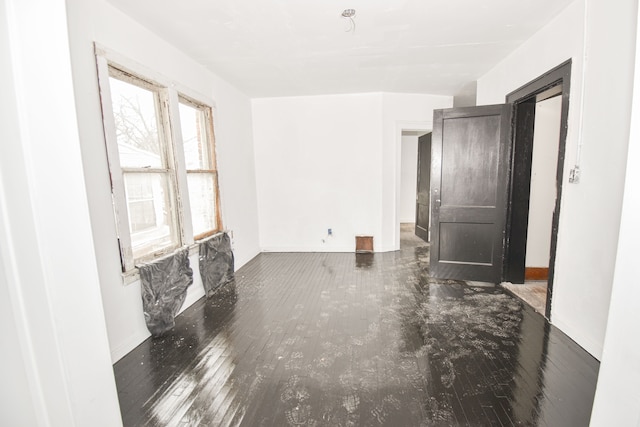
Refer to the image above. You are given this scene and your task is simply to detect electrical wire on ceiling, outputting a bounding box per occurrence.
[341,9,356,33]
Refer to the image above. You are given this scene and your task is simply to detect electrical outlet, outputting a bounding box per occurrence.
[327,228,332,236]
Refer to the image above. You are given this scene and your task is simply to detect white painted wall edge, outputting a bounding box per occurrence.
[589,3,640,422]
[3,0,122,424]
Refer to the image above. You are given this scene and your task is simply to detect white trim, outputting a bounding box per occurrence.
[95,54,135,271]
[157,89,185,251]
[260,246,356,253]
[168,88,194,245]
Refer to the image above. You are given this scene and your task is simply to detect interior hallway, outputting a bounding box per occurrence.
[115,229,599,426]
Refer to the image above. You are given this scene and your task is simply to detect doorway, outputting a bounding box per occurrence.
[502,95,562,314]
[415,133,432,242]
[399,129,431,249]
[503,60,571,319]
[426,61,570,319]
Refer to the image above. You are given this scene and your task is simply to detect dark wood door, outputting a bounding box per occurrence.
[430,104,512,283]
[415,133,432,242]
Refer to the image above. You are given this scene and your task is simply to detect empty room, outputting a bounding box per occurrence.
[2,0,640,426]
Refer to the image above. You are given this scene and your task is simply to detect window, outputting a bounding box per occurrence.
[178,98,221,239]
[108,70,180,262]
[95,49,222,273]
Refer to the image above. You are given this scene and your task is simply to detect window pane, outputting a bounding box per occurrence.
[179,102,211,170]
[187,173,217,236]
[124,173,178,259]
[109,76,163,168]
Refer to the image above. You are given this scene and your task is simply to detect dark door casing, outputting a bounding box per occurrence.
[505,60,571,319]
[415,133,432,242]
[430,105,513,283]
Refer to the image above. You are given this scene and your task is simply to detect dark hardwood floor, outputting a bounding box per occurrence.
[114,235,599,426]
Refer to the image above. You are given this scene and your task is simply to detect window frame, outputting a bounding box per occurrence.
[178,95,223,241]
[94,44,223,276]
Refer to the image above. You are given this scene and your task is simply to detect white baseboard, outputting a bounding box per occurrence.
[261,246,355,253]
[110,330,150,363]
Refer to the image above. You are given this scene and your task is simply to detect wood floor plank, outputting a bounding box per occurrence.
[114,236,599,426]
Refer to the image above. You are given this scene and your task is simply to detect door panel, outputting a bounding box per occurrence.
[439,222,494,264]
[441,116,500,206]
[415,133,431,242]
[430,105,512,283]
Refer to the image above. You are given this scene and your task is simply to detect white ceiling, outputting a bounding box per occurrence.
[105,0,575,98]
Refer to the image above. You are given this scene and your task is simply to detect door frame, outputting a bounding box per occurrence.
[415,132,432,242]
[504,60,572,319]
[395,121,432,249]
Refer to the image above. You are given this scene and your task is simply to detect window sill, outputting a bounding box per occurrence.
[120,231,227,285]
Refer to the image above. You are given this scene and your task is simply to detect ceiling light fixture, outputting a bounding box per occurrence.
[341,9,356,33]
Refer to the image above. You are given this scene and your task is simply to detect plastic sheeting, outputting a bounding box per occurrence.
[199,232,234,297]
[139,248,193,336]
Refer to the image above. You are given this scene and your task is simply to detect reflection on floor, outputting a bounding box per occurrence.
[501,281,548,316]
[114,231,598,426]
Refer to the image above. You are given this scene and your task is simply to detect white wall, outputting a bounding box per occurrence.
[252,93,384,252]
[526,96,562,268]
[453,81,478,108]
[252,93,451,253]
[1,4,52,424]
[0,250,39,426]
[0,0,121,424]
[400,134,419,223]
[477,0,636,359]
[590,4,640,422]
[0,3,37,423]
[66,0,261,362]
[478,0,636,358]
